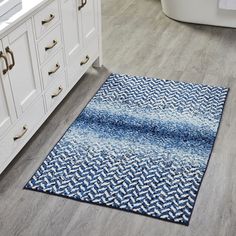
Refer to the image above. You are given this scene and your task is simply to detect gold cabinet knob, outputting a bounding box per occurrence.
[48,64,60,76]
[45,40,58,51]
[13,126,28,141]
[80,55,90,66]
[42,14,55,25]
[0,51,9,75]
[51,86,63,98]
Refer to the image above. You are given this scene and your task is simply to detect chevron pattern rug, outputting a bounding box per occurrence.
[25,73,228,225]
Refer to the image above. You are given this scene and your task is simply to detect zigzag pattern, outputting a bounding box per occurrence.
[94,74,228,120]
[25,73,228,225]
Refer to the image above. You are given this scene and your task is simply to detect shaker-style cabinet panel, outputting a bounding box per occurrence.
[61,0,83,83]
[81,0,98,44]
[61,0,99,85]
[2,20,41,117]
[0,44,16,137]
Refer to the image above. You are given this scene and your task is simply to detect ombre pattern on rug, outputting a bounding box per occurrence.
[25,73,228,225]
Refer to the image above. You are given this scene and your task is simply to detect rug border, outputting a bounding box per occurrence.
[23,185,190,226]
[23,72,230,227]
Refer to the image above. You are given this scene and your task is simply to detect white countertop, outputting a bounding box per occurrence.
[0,0,50,36]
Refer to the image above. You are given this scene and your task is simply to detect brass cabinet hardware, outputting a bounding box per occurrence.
[13,126,28,141]
[51,86,63,98]
[78,0,87,10]
[0,51,9,75]
[48,64,60,75]
[5,47,15,70]
[42,14,55,25]
[45,40,58,51]
[80,55,90,66]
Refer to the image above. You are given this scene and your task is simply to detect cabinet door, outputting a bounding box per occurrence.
[61,0,83,83]
[2,20,41,117]
[81,0,98,44]
[0,43,16,136]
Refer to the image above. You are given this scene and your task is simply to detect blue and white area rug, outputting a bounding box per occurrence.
[25,73,228,225]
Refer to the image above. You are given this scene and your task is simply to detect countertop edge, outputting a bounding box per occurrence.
[0,0,52,37]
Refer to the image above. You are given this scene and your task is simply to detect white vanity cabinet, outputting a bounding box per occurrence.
[61,0,83,85]
[0,44,16,137]
[0,19,45,173]
[81,0,98,44]
[0,0,102,174]
[61,0,100,87]
[0,19,40,135]
[2,20,41,117]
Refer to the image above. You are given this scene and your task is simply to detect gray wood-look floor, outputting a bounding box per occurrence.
[1,0,236,235]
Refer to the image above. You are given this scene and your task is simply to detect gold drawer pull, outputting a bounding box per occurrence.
[78,0,87,10]
[13,126,28,141]
[42,14,55,25]
[48,64,60,75]
[6,47,15,70]
[80,55,90,66]
[0,51,9,75]
[51,86,63,98]
[45,40,57,51]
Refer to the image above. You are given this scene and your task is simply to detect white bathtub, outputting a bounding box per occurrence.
[161,0,236,28]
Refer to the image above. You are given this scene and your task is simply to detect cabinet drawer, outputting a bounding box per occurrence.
[41,50,65,89]
[34,0,60,39]
[38,25,62,64]
[45,77,67,111]
[0,96,45,172]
